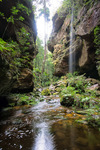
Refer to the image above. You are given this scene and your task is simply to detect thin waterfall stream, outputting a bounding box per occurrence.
[69,7,75,73]
[0,95,100,150]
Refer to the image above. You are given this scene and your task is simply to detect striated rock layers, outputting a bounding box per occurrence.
[0,0,37,97]
[48,1,100,78]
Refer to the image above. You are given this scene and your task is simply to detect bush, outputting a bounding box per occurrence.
[67,74,88,93]
[60,86,78,107]
[8,93,38,106]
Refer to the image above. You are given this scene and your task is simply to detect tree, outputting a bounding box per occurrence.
[33,37,54,87]
[38,0,50,73]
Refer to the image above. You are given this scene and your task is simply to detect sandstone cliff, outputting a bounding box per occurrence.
[0,0,37,98]
[48,1,100,79]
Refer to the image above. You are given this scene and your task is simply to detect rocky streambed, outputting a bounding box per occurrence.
[0,95,100,150]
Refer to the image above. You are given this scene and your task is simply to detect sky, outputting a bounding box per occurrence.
[35,0,63,43]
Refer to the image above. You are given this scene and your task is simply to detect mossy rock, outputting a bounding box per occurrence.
[41,88,51,96]
[55,87,61,92]
[60,94,74,107]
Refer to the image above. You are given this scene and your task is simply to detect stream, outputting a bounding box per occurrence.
[0,95,100,150]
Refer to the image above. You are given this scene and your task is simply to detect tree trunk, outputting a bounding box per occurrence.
[42,0,47,74]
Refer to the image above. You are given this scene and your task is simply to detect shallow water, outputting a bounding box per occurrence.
[0,96,100,150]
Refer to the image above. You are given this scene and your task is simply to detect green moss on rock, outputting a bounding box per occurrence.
[41,88,51,96]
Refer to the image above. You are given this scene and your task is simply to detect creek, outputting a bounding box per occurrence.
[0,95,100,150]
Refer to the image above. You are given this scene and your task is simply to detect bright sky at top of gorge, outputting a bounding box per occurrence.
[34,0,63,43]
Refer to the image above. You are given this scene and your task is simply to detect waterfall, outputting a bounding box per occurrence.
[69,7,75,73]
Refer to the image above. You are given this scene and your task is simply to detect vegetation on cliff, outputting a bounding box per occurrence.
[0,27,34,76]
[0,0,36,97]
[94,26,100,76]
[57,0,99,14]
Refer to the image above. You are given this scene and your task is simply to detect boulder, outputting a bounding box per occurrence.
[60,95,74,107]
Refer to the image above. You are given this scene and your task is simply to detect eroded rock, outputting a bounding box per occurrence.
[48,1,100,78]
[0,0,37,98]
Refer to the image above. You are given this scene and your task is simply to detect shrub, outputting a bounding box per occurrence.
[60,86,78,107]
[67,74,88,93]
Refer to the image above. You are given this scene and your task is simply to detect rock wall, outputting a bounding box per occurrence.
[48,1,100,78]
[0,0,37,97]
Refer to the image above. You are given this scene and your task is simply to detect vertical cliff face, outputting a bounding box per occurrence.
[48,1,100,78]
[0,0,37,97]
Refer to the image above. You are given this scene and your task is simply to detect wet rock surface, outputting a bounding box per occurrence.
[0,0,37,98]
[48,2,100,78]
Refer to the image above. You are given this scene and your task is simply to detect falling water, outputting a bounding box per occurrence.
[69,7,75,73]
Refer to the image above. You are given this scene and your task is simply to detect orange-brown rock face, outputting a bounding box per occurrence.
[48,2,100,78]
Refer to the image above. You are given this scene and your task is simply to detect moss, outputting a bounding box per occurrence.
[41,88,51,96]
[60,94,74,107]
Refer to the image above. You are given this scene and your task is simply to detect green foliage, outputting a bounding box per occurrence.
[66,73,88,93]
[0,38,21,75]
[17,95,36,106]
[58,72,100,127]
[33,68,52,87]
[41,72,51,86]
[0,2,32,25]
[0,26,32,76]
[94,26,100,55]
[17,27,31,50]
[0,38,19,53]
[33,68,42,87]
[8,93,38,106]
[34,38,44,70]
[83,0,99,6]
[41,88,51,96]
[94,26,100,76]
[33,37,54,87]
[17,3,31,16]
[0,12,4,17]
[18,16,25,21]
[60,86,78,107]
[57,0,99,19]
[39,7,50,21]
[59,73,99,108]
[60,86,77,97]
[7,16,14,24]
[11,6,19,15]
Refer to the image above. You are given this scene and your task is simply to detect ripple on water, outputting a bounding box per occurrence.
[0,95,100,150]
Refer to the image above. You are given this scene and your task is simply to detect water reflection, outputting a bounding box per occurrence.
[0,96,100,150]
[33,122,55,150]
[31,100,57,150]
[51,120,100,150]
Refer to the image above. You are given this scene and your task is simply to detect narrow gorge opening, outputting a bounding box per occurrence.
[0,0,100,150]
